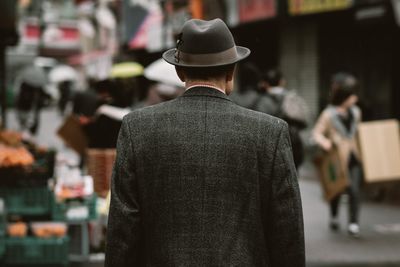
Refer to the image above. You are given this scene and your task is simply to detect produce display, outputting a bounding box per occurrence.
[0,131,23,146]
[31,222,67,238]
[7,222,28,237]
[0,145,34,168]
[0,129,96,264]
[0,130,55,187]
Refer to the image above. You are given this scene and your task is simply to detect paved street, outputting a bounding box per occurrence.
[5,107,400,267]
[300,166,400,266]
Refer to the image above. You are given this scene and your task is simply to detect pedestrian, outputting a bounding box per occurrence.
[229,62,261,109]
[72,79,110,118]
[82,79,129,149]
[133,82,183,109]
[312,72,363,237]
[15,82,50,135]
[259,69,309,169]
[57,80,73,116]
[105,19,305,266]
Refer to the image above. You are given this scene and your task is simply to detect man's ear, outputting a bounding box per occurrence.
[175,66,186,82]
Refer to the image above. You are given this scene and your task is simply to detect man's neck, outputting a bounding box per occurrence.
[185,80,226,94]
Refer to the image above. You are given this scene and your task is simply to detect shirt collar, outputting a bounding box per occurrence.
[186,84,226,95]
[181,86,231,102]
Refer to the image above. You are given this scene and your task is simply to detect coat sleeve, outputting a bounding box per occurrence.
[105,116,143,267]
[265,122,305,267]
[312,110,331,148]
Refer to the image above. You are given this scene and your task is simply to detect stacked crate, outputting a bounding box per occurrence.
[52,186,98,262]
[0,150,69,267]
[0,199,6,261]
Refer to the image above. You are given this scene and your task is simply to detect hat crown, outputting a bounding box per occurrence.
[179,19,235,54]
[162,19,250,67]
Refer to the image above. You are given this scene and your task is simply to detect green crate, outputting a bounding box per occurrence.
[5,236,69,266]
[0,187,53,216]
[68,221,90,262]
[0,233,5,259]
[0,198,5,233]
[52,195,97,222]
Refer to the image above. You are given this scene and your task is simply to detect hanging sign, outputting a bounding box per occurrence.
[288,0,353,15]
[238,0,277,23]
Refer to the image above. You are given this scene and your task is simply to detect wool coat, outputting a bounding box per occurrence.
[313,105,362,171]
[105,86,305,267]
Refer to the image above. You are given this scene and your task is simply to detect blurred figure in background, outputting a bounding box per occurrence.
[82,79,131,149]
[72,79,104,118]
[229,62,261,109]
[259,69,308,169]
[57,80,73,116]
[312,72,363,237]
[133,83,183,109]
[16,82,50,135]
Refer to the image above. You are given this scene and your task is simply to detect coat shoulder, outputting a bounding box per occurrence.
[235,104,287,132]
[124,100,177,122]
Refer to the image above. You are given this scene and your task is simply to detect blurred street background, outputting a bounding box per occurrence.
[1,0,400,266]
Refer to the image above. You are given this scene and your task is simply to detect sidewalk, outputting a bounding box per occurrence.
[300,163,400,266]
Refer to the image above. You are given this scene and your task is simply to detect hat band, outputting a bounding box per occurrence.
[175,46,238,66]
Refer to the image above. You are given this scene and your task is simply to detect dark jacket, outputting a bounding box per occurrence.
[105,87,305,267]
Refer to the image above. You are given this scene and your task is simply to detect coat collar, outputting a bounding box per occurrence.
[181,86,231,102]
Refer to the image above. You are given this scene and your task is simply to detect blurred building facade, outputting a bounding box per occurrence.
[4,0,400,121]
[152,0,400,121]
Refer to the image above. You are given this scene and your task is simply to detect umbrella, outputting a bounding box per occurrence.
[110,62,144,79]
[49,65,78,83]
[95,7,116,30]
[144,59,184,87]
[20,66,47,88]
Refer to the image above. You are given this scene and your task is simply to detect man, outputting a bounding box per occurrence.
[106,19,305,267]
[259,69,309,169]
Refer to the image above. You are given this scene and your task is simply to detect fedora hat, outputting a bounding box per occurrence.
[163,19,250,67]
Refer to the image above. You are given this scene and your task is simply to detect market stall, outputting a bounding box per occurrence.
[0,129,98,266]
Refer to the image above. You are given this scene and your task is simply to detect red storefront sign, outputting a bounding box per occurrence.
[23,22,80,49]
[238,0,277,23]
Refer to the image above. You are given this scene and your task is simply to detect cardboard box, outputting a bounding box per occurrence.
[57,115,88,156]
[358,120,400,183]
[314,148,349,201]
[86,149,116,198]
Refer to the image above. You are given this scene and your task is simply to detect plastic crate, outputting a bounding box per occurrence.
[0,150,56,187]
[86,149,116,198]
[0,232,5,259]
[5,236,69,266]
[0,187,53,216]
[0,198,5,233]
[67,221,90,262]
[52,195,97,222]
[0,199,6,258]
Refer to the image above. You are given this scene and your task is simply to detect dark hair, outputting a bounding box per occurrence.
[262,69,282,87]
[330,72,358,106]
[94,79,113,94]
[239,62,260,91]
[111,78,137,107]
[176,64,235,81]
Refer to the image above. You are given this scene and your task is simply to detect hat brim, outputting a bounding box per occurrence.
[162,46,250,68]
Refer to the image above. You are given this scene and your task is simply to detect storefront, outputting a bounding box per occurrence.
[318,0,400,120]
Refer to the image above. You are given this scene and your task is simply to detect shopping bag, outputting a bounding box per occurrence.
[313,148,349,201]
[57,115,88,156]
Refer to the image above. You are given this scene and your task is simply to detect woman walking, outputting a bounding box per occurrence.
[313,73,363,237]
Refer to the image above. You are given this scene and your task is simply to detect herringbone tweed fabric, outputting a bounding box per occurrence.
[105,87,305,267]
